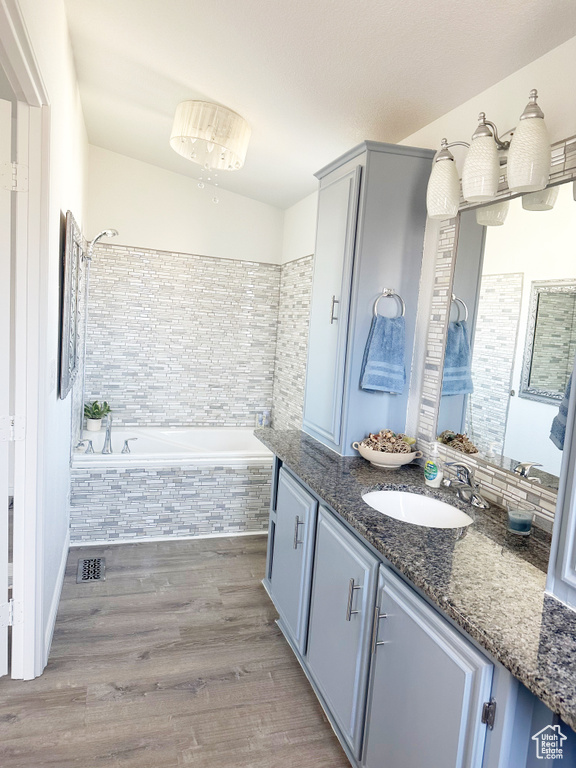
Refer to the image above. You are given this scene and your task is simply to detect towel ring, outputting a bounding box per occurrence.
[451,293,469,322]
[373,289,405,319]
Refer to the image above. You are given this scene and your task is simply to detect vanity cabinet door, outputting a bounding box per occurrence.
[362,567,493,768]
[306,506,378,758]
[269,468,317,653]
[303,165,361,448]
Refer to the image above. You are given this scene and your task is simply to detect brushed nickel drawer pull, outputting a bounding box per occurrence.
[330,295,339,324]
[371,604,388,654]
[293,516,304,549]
[345,577,362,621]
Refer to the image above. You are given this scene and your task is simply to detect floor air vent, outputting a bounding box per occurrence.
[77,557,106,583]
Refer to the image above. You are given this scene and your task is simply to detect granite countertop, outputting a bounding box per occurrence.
[255,428,576,731]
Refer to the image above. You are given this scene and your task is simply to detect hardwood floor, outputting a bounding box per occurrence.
[0,535,350,767]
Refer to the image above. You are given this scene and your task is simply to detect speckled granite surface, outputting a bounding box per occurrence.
[255,428,576,732]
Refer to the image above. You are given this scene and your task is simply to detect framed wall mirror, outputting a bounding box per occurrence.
[520,279,576,404]
[436,182,576,490]
[59,210,84,399]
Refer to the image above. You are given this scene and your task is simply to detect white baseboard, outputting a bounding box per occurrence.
[43,530,70,666]
[69,529,268,548]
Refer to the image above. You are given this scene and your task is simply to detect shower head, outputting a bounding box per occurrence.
[87,228,119,259]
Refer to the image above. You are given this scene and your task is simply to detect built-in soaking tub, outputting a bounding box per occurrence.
[70,427,273,544]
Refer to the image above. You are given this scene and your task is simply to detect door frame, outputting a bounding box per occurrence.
[0,0,50,678]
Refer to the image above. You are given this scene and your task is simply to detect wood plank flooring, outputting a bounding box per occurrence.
[0,535,350,767]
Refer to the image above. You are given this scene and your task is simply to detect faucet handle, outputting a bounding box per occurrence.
[121,438,138,454]
[514,461,542,478]
[446,462,474,485]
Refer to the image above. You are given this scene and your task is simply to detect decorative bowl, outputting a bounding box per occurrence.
[352,441,423,469]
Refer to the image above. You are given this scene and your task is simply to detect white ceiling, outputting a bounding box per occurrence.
[64,0,576,209]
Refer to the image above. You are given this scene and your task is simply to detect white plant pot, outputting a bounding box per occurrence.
[86,418,102,431]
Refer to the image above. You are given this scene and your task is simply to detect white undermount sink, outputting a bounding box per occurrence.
[362,490,473,529]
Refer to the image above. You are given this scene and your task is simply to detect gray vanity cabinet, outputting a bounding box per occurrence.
[363,567,494,768]
[269,468,317,653]
[303,141,434,456]
[306,506,379,758]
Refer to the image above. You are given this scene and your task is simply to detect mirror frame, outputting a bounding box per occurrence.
[416,133,576,512]
[520,279,576,404]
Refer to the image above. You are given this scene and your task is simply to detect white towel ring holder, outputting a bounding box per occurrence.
[373,289,405,319]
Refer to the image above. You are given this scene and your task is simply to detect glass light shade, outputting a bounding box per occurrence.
[506,117,550,193]
[170,101,251,171]
[426,159,460,220]
[522,185,559,211]
[475,199,509,227]
[462,135,500,201]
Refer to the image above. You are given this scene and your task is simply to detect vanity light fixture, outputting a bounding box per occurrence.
[170,100,251,172]
[475,199,509,227]
[522,185,559,211]
[462,113,507,202]
[426,139,467,219]
[507,90,551,194]
[426,89,550,219]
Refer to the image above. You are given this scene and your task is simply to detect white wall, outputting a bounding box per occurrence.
[17,0,88,661]
[88,146,284,264]
[281,191,317,264]
[400,37,576,155]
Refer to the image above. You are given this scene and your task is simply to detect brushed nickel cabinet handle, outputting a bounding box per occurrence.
[330,295,339,324]
[293,516,304,549]
[345,577,362,621]
[371,604,387,654]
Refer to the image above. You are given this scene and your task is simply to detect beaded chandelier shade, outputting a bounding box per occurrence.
[170,101,251,172]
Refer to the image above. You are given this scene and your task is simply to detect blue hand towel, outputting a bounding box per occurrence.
[442,320,473,396]
[360,315,405,394]
[550,374,572,450]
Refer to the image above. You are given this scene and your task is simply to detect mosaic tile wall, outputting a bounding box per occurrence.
[272,255,314,430]
[69,462,273,542]
[418,134,576,529]
[466,273,523,454]
[531,291,576,392]
[84,244,281,427]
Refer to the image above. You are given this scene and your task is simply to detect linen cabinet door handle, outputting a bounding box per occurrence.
[293,516,304,549]
[345,578,362,621]
[330,295,339,324]
[371,604,387,654]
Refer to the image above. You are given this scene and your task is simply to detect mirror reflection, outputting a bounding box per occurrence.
[438,181,576,489]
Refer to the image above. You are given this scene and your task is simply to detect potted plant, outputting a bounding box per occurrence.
[84,401,111,431]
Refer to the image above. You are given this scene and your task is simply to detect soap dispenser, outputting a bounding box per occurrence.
[424,442,444,488]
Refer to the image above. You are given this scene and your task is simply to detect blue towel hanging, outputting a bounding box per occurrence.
[442,321,473,396]
[550,374,572,450]
[360,315,406,394]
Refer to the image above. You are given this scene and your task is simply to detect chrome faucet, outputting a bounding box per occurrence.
[102,414,113,454]
[514,462,542,482]
[76,439,94,454]
[443,463,490,509]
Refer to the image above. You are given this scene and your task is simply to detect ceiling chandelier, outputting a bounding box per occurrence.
[170,100,251,173]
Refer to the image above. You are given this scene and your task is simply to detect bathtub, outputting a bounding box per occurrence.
[70,427,274,543]
[73,426,273,468]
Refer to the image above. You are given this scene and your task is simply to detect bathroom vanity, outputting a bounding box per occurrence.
[257,428,576,768]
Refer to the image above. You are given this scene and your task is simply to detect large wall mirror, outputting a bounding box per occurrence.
[437,181,576,491]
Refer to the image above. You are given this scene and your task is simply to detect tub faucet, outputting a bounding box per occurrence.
[443,463,490,509]
[102,414,113,454]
